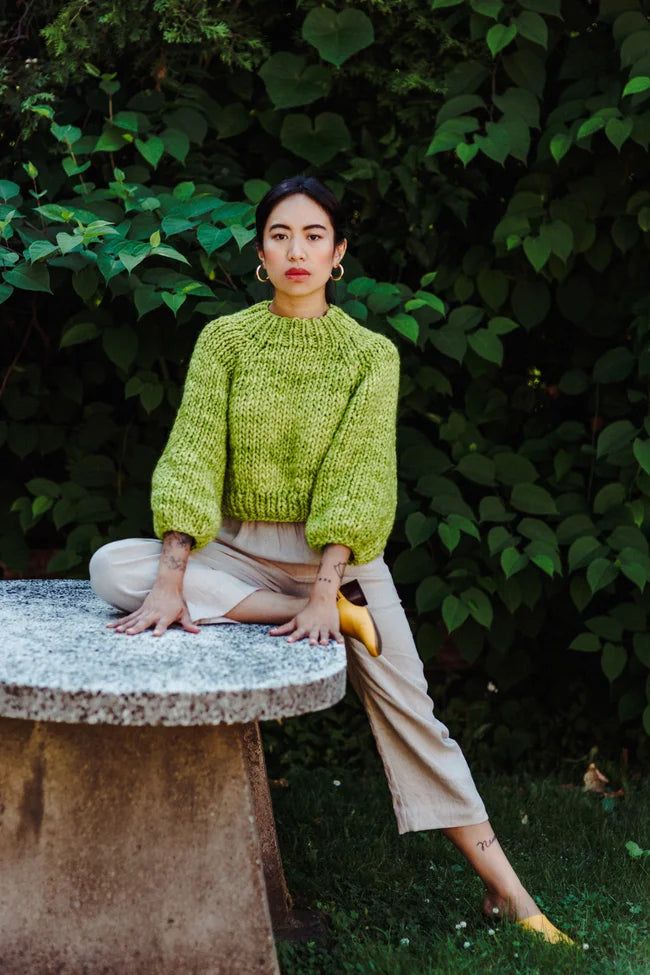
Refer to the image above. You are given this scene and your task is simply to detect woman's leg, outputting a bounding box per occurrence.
[88,537,283,624]
[334,556,542,921]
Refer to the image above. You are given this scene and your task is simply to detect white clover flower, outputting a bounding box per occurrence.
[582,943,590,950]
[399,937,410,946]
[332,780,341,787]
[487,681,498,693]
[492,906,500,914]
[488,928,495,935]
[463,940,471,948]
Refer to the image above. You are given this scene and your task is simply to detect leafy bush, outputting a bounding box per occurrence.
[1,0,649,765]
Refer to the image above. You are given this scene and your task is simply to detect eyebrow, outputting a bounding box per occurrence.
[268,223,328,231]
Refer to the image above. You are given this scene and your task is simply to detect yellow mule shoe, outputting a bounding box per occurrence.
[516,912,577,946]
[336,579,382,658]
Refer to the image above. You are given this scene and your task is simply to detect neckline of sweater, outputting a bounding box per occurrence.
[243,299,357,347]
[264,299,333,325]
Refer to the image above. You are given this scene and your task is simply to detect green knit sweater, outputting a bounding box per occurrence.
[150,299,401,566]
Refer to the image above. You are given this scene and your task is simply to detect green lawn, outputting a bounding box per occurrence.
[272,763,649,974]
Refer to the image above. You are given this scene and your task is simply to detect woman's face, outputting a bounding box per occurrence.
[257,193,346,304]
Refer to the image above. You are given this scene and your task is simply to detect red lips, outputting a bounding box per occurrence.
[285,269,310,277]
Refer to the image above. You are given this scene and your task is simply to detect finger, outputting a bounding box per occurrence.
[115,610,145,631]
[181,613,201,634]
[308,626,320,646]
[269,620,295,636]
[124,615,155,635]
[287,627,307,643]
[107,610,139,628]
[335,631,345,644]
[152,618,174,637]
[319,628,330,646]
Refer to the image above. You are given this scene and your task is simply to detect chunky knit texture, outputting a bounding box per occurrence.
[150,299,401,566]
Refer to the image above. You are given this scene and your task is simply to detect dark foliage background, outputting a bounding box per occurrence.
[1,0,649,777]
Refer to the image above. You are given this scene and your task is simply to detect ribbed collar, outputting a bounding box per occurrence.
[243,299,356,348]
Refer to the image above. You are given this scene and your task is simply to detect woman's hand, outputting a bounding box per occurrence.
[269,595,344,646]
[106,582,200,637]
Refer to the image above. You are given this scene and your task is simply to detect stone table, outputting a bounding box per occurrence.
[0,578,347,975]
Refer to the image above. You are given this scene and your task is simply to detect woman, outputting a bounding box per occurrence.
[89,175,575,946]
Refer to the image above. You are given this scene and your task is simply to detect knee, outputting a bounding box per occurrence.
[88,539,130,604]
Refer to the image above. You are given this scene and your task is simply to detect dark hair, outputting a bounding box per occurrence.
[254,174,348,306]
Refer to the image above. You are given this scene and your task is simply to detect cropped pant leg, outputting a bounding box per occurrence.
[88,535,489,833]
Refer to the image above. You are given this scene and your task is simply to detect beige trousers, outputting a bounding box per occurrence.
[88,517,489,833]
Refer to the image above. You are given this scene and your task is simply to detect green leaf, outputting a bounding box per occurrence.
[510,483,558,515]
[569,633,600,652]
[494,452,538,485]
[467,327,503,365]
[135,135,165,167]
[523,233,552,271]
[593,483,626,514]
[26,478,60,498]
[405,511,436,547]
[514,11,548,48]
[60,321,100,348]
[568,536,601,572]
[442,594,469,633]
[3,262,52,293]
[501,546,527,578]
[280,112,352,165]
[601,643,627,682]
[461,587,493,628]
[439,522,461,552]
[587,558,618,594]
[302,7,374,67]
[103,325,138,371]
[592,346,635,383]
[622,76,650,97]
[596,420,637,459]
[605,118,634,152]
[259,53,331,108]
[486,23,517,56]
[550,131,572,163]
[430,324,467,362]
[633,438,650,475]
[387,312,419,343]
[456,453,496,485]
[577,115,606,141]
[0,180,20,201]
[585,615,623,642]
[161,291,187,314]
[118,242,152,273]
[446,513,480,540]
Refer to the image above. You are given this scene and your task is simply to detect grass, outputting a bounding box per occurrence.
[271,762,649,974]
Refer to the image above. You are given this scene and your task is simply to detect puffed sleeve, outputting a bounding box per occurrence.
[304,337,401,566]
[150,318,235,551]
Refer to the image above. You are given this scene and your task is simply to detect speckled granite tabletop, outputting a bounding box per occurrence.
[0,579,347,726]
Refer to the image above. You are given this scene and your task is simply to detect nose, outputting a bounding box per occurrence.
[287,240,306,259]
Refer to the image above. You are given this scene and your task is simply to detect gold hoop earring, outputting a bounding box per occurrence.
[256,263,270,283]
[330,264,344,281]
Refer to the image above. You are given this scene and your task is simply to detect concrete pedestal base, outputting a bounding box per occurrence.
[0,716,289,974]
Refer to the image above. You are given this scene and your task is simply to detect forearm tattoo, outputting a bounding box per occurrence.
[316,560,348,586]
[161,530,194,570]
[476,833,497,852]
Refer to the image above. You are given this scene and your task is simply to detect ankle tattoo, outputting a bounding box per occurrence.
[476,833,497,851]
